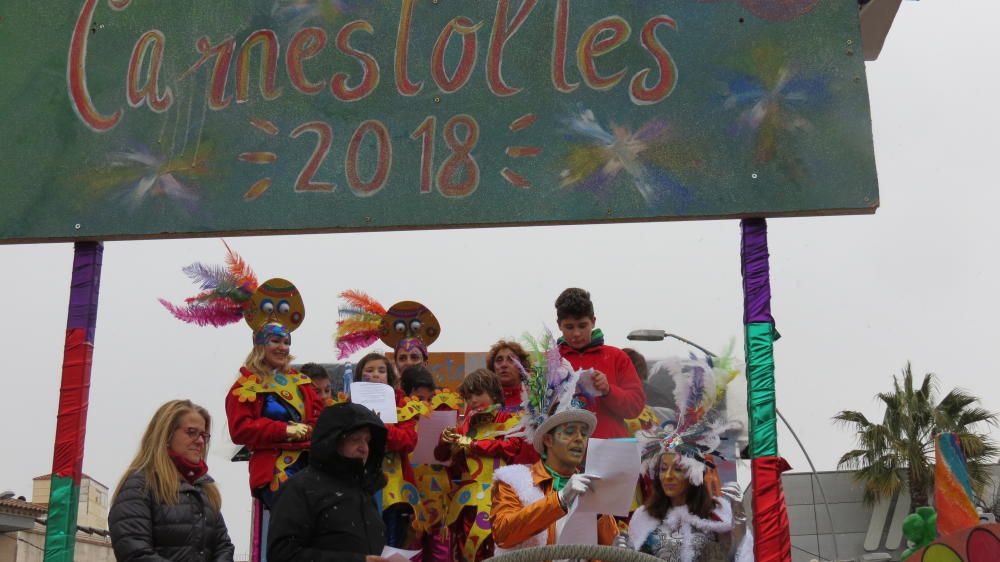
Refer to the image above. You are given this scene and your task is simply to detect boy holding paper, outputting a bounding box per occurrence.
[491,332,618,553]
[555,288,646,439]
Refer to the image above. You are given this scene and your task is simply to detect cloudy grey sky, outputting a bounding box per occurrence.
[2,0,998,556]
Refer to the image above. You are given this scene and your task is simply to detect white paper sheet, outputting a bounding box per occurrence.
[556,503,597,546]
[576,438,641,516]
[576,368,600,397]
[381,546,421,561]
[411,410,458,465]
[349,382,398,424]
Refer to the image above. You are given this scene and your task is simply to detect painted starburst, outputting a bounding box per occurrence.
[558,107,692,209]
[722,46,830,175]
[83,142,212,215]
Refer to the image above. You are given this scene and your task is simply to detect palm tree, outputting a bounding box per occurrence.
[834,362,998,509]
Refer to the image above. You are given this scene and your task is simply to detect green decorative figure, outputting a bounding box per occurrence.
[901,506,938,561]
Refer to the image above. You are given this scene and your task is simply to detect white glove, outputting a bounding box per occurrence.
[558,474,598,509]
[720,482,743,503]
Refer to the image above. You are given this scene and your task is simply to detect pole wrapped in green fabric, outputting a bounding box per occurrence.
[745,321,778,458]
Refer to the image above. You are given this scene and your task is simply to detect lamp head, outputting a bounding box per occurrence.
[627,329,667,341]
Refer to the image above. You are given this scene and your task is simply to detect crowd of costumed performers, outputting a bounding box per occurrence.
[139,242,754,562]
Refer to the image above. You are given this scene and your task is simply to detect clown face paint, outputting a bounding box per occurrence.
[659,452,690,504]
[263,334,291,370]
[394,344,426,373]
[544,421,590,473]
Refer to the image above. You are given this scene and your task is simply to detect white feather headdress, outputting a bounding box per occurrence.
[637,347,743,485]
[506,328,596,453]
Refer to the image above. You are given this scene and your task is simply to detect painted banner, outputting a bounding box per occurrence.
[0,0,878,243]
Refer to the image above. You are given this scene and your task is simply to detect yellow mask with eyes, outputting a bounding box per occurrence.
[244,278,305,343]
[378,300,440,349]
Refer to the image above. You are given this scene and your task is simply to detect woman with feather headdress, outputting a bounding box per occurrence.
[622,353,753,562]
[159,242,325,562]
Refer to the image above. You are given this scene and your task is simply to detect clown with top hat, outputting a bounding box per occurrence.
[491,329,620,553]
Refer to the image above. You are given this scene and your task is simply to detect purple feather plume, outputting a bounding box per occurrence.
[679,365,706,432]
[182,262,237,291]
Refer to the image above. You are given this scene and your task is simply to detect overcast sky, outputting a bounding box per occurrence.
[2,1,998,557]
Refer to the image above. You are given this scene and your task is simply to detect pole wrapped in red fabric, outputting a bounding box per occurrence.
[751,456,793,562]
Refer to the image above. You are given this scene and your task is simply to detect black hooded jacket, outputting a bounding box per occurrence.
[267,403,388,562]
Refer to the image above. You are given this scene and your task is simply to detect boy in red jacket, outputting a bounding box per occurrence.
[555,287,646,439]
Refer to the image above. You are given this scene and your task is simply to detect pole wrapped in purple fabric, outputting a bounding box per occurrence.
[740,219,775,325]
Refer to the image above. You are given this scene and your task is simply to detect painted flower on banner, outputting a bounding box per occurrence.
[699,0,820,22]
[722,45,830,182]
[85,142,209,216]
[558,107,694,210]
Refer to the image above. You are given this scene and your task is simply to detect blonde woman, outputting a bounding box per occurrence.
[109,400,234,561]
[225,324,323,508]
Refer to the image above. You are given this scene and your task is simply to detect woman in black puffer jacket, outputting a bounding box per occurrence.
[109,400,234,562]
[268,402,390,562]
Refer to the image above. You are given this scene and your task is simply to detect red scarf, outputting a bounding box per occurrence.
[168,451,208,484]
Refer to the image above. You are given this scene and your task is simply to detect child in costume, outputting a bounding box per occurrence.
[404,366,461,562]
[621,353,753,562]
[353,352,422,549]
[335,291,442,551]
[160,243,324,562]
[299,362,333,405]
[434,369,535,562]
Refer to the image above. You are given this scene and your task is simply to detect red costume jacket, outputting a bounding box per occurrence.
[559,338,646,439]
[225,367,324,491]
